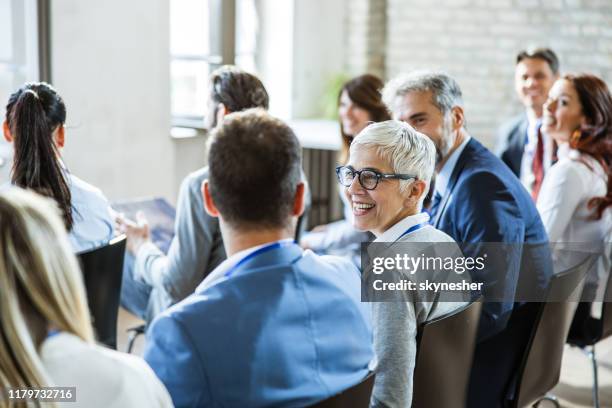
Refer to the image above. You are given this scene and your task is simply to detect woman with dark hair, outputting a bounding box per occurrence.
[538,73,612,297]
[301,74,390,262]
[2,82,113,252]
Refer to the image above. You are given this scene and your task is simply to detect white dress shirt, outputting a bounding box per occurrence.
[538,143,610,243]
[537,143,611,284]
[0,173,114,253]
[41,332,173,408]
[67,174,115,253]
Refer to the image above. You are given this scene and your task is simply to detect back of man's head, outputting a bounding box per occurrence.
[207,109,301,230]
[210,66,270,112]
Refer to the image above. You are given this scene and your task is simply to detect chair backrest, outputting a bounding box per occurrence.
[600,245,612,340]
[77,235,126,349]
[412,300,483,408]
[511,254,593,408]
[310,374,375,408]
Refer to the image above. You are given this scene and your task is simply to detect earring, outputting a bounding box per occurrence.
[571,129,581,144]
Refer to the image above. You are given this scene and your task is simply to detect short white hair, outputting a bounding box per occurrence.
[350,120,436,205]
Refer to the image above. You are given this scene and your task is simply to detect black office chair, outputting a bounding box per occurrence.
[566,255,612,408]
[504,254,594,408]
[412,300,483,408]
[309,374,375,408]
[78,235,126,349]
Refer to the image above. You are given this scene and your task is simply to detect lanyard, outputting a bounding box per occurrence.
[47,329,60,339]
[225,241,295,278]
[398,222,427,240]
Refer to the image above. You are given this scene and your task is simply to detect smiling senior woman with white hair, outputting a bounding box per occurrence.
[337,120,468,408]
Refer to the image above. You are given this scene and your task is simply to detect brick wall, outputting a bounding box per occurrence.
[345,0,387,78]
[346,0,612,147]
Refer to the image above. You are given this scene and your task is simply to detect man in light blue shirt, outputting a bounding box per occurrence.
[144,109,374,407]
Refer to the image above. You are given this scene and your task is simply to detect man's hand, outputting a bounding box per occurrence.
[115,211,151,255]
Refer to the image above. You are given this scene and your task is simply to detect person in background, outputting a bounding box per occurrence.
[383,71,552,408]
[2,82,114,253]
[144,109,373,407]
[301,74,389,263]
[339,120,467,407]
[118,66,269,323]
[0,188,172,408]
[537,73,612,329]
[496,48,560,200]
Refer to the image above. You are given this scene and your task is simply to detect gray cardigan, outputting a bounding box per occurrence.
[370,225,468,408]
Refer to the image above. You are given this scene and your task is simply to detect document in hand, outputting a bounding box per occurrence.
[112,197,176,254]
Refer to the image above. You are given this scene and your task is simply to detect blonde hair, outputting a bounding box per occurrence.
[0,188,93,407]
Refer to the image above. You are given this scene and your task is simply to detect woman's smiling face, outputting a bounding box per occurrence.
[542,79,585,144]
[344,145,413,236]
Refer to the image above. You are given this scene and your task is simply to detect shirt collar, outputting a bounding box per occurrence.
[435,135,471,196]
[374,211,430,243]
[196,238,294,293]
[557,142,571,159]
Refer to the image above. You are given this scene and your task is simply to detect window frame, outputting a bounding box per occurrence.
[170,0,236,130]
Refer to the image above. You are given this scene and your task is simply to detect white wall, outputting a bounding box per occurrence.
[291,0,345,119]
[51,0,176,202]
[256,0,346,120]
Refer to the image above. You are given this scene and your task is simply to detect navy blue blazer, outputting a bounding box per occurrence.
[144,243,374,408]
[432,138,552,339]
[495,114,528,178]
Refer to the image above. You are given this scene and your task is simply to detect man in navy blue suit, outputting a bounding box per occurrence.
[144,109,374,407]
[383,71,552,408]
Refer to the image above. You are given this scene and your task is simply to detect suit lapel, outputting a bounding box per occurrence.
[511,117,528,172]
[433,139,476,228]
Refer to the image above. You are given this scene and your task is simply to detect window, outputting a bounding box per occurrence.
[0,0,47,180]
[170,0,257,128]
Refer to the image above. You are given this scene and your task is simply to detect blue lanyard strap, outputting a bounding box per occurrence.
[47,329,60,339]
[398,222,427,240]
[225,241,295,278]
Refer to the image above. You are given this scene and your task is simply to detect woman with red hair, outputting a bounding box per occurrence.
[538,73,612,300]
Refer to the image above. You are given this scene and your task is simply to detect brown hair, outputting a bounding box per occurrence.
[516,47,560,75]
[338,74,390,164]
[5,83,73,230]
[565,73,612,219]
[207,109,301,230]
[210,65,269,113]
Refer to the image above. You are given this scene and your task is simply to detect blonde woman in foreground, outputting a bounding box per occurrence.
[0,188,172,408]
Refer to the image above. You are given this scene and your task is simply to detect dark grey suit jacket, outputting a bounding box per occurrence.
[495,114,527,178]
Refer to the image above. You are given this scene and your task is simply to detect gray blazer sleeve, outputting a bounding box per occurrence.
[135,169,226,315]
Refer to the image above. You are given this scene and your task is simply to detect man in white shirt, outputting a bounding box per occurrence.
[496,47,560,200]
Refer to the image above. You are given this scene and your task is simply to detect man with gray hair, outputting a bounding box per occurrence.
[338,120,467,407]
[383,71,552,407]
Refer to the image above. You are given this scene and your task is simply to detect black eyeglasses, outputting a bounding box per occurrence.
[335,166,417,190]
